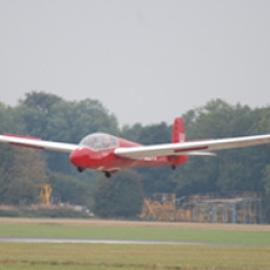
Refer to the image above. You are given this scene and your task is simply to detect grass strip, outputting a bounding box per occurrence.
[0,222,269,246]
[0,243,270,270]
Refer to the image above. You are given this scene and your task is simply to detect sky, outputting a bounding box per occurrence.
[0,0,270,125]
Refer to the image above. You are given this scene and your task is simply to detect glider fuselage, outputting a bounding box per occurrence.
[69,133,179,173]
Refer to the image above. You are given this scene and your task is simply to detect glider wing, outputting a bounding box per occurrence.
[0,134,78,153]
[114,134,270,159]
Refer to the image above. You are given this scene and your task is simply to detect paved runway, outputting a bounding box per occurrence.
[0,237,203,246]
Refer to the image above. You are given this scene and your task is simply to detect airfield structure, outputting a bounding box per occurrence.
[140,193,262,224]
[39,184,53,206]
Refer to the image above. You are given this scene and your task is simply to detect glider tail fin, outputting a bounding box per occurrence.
[172,117,186,143]
[170,117,188,167]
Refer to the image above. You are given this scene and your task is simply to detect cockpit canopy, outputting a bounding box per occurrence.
[79,133,119,151]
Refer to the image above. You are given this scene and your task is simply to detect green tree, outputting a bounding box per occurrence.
[17,91,63,137]
[48,171,97,208]
[262,165,270,222]
[2,148,48,205]
[93,171,144,218]
[173,156,219,196]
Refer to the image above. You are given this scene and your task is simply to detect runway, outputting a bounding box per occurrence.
[0,237,203,246]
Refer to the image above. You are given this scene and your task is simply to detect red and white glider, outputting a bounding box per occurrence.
[1,117,270,177]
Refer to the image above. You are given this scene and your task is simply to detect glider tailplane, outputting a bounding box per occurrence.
[170,117,188,167]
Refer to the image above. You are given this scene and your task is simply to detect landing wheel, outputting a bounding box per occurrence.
[104,171,111,178]
[77,167,84,173]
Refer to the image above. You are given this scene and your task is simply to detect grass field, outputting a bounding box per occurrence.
[0,218,269,269]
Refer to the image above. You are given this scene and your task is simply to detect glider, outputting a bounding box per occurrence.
[1,117,270,177]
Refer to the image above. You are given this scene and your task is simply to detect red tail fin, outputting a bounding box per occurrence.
[170,117,188,167]
[172,117,186,143]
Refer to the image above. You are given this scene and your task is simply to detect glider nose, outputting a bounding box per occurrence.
[70,147,106,170]
[69,147,89,168]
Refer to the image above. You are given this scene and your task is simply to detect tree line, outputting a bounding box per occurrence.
[0,92,270,221]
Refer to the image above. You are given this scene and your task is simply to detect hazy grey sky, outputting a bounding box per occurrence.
[0,0,270,125]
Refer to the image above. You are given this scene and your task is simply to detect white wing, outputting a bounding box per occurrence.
[114,134,270,159]
[0,134,78,153]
